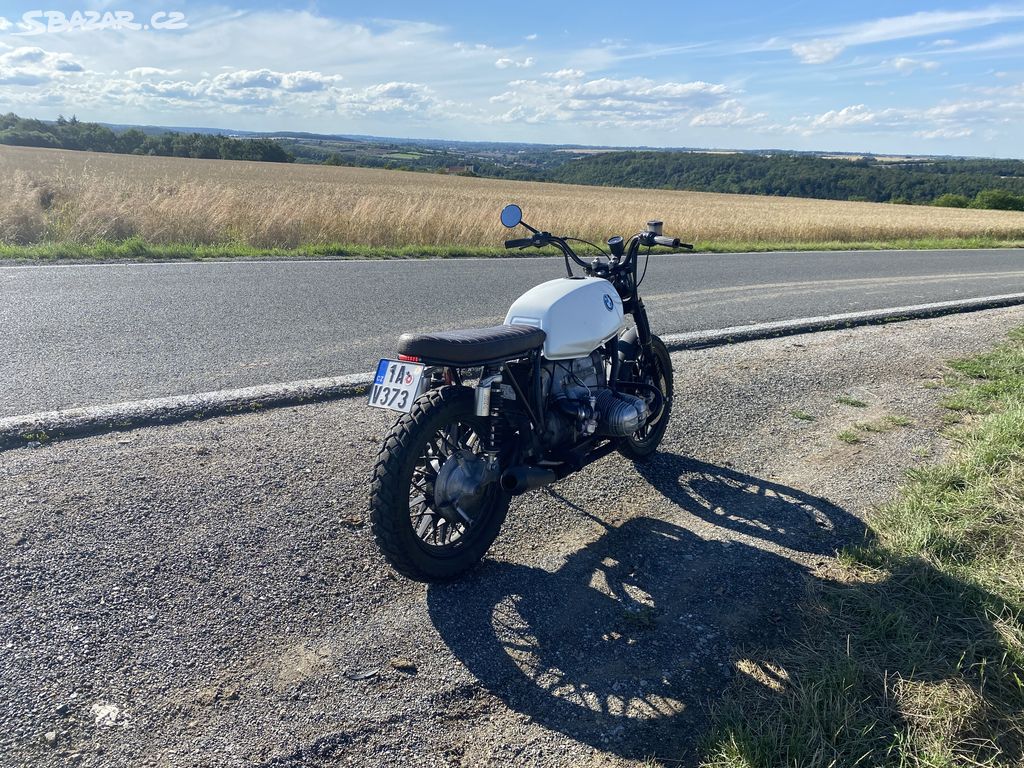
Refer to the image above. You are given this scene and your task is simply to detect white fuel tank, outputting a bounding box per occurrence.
[504,277,624,360]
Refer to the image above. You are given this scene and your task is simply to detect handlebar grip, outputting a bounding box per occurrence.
[653,235,680,247]
[680,243,694,250]
[504,237,534,249]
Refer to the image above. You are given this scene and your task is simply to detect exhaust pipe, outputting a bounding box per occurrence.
[500,466,557,495]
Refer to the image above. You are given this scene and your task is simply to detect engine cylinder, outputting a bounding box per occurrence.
[594,390,650,437]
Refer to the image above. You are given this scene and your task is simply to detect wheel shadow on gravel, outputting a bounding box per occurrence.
[634,453,868,557]
[427,455,867,763]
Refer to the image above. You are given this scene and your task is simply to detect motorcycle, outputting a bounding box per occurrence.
[367,204,692,581]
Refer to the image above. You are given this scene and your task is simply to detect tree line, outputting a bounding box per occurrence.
[547,151,1024,210]
[0,113,294,163]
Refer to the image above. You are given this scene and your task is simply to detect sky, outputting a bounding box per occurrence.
[1,1,1023,156]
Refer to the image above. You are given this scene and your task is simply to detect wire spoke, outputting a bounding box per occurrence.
[405,414,492,553]
[415,512,435,539]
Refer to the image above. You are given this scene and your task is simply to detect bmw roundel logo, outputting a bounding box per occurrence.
[603,294,615,311]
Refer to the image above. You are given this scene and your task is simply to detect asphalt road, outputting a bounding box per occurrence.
[2,248,1023,417]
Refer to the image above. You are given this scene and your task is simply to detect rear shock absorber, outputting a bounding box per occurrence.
[475,372,504,467]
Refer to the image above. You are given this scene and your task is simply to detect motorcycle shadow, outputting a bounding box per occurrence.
[427,454,868,761]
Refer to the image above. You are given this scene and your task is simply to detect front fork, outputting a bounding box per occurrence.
[631,297,656,357]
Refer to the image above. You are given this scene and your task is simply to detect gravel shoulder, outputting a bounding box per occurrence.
[3,307,1023,767]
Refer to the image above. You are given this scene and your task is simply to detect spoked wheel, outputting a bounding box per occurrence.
[370,386,510,582]
[618,334,673,460]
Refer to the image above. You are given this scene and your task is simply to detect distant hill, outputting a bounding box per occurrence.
[4,112,1024,210]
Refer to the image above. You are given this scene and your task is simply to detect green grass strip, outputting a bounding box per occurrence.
[0,236,1021,263]
[703,327,1024,767]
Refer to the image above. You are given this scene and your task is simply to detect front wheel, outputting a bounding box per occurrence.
[617,334,673,461]
[369,385,510,582]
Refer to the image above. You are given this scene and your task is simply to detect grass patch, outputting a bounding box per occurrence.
[854,414,914,433]
[0,237,1022,264]
[703,327,1024,767]
[790,409,816,422]
[837,429,863,444]
[836,395,869,408]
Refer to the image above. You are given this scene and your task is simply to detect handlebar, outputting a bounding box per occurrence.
[647,234,696,249]
[504,228,693,285]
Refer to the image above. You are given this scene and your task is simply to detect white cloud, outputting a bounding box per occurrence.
[495,57,534,69]
[915,127,973,139]
[0,14,505,127]
[343,82,443,115]
[0,36,447,119]
[979,80,1024,98]
[6,13,507,101]
[789,6,1024,63]
[209,69,344,93]
[940,33,1024,54]
[0,46,84,85]
[0,16,12,31]
[780,93,1024,141]
[689,99,766,127]
[544,68,585,81]
[792,39,846,64]
[810,104,891,129]
[887,57,940,74]
[489,72,745,129]
[125,66,181,78]
[454,42,493,52]
[525,33,538,41]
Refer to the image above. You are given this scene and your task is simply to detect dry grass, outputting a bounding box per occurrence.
[3,145,1024,250]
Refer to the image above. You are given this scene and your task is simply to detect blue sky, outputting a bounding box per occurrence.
[1,1,1023,156]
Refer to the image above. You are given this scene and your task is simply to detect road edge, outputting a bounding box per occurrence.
[0,373,371,451]
[4,293,1023,451]
[659,292,1024,348]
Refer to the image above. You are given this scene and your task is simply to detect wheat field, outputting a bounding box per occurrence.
[2,145,1024,250]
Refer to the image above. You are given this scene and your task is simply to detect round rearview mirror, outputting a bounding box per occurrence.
[500,204,523,228]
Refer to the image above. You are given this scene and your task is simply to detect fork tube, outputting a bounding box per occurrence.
[531,350,545,436]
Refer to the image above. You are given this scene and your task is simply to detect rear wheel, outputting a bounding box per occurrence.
[369,386,510,582]
[617,334,673,460]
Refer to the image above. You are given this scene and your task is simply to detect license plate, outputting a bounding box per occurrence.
[368,359,425,413]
